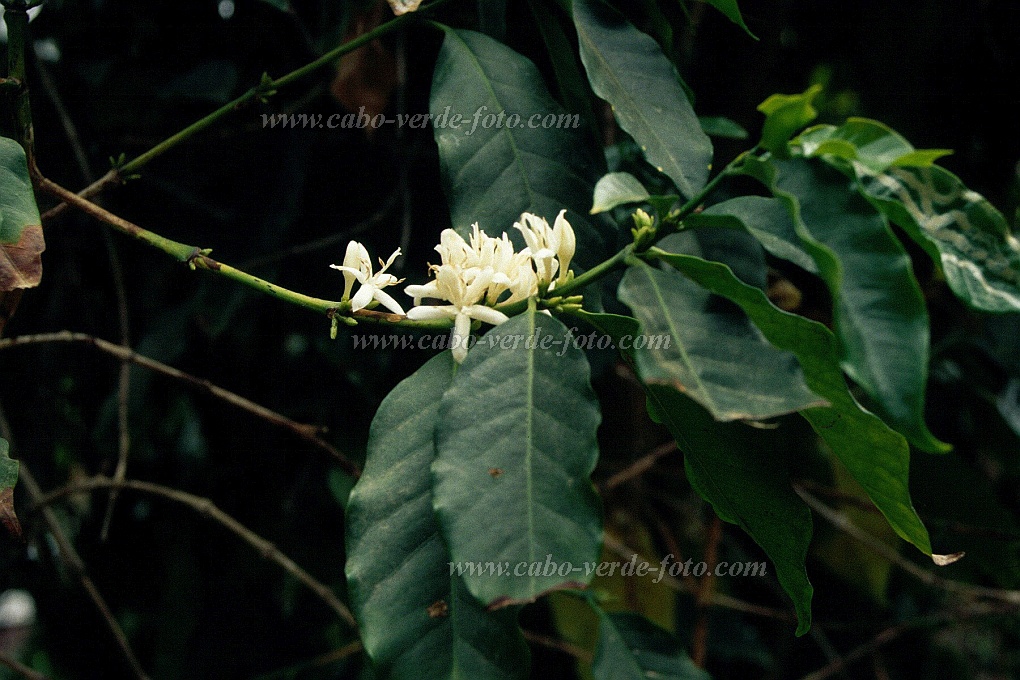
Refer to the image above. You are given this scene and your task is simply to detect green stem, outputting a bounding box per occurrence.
[3,6,34,164]
[551,245,633,298]
[36,175,452,329]
[672,149,752,223]
[119,0,456,176]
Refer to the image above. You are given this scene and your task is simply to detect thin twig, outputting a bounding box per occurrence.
[34,475,357,628]
[601,440,677,491]
[37,56,137,540]
[0,652,51,680]
[252,641,364,680]
[0,410,151,680]
[600,533,796,622]
[40,0,457,221]
[238,191,400,271]
[522,630,593,663]
[0,331,361,478]
[692,514,722,667]
[795,484,1020,606]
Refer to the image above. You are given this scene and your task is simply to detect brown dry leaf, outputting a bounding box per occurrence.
[0,223,43,291]
[0,486,21,542]
[331,1,398,138]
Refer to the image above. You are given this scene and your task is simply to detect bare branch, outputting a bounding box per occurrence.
[35,475,357,628]
[0,331,361,478]
[0,411,151,680]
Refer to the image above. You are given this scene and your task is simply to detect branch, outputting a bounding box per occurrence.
[35,475,357,628]
[34,175,455,330]
[0,331,362,478]
[795,484,1020,606]
[40,0,458,221]
[0,411,151,680]
[0,652,50,680]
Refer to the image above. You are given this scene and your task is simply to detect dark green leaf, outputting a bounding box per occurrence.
[430,28,613,268]
[592,611,710,679]
[0,437,20,540]
[434,308,603,605]
[644,248,932,554]
[345,352,529,679]
[695,0,757,39]
[573,0,712,200]
[853,164,1020,313]
[591,172,650,214]
[741,155,949,453]
[756,86,821,156]
[649,386,814,635]
[526,0,599,141]
[617,258,826,422]
[685,196,818,275]
[698,116,750,140]
[576,306,816,633]
[0,137,43,292]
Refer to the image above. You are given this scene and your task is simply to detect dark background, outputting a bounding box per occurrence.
[1,0,1018,677]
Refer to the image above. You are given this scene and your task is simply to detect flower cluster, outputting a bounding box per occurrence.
[331,211,577,363]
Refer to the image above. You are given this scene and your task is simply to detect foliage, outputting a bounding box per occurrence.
[1,0,1019,678]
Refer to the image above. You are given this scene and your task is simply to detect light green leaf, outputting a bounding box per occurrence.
[741,155,949,453]
[617,258,827,422]
[592,611,710,679]
[643,247,932,554]
[756,85,821,156]
[574,0,713,200]
[694,0,756,39]
[345,352,529,679]
[430,27,614,269]
[852,163,1020,314]
[0,437,21,540]
[698,115,750,140]
[591,172,651,214]
[0,137,43,292]
[684,196,818,274]
[794,118,952,173]
[434,308,603,605]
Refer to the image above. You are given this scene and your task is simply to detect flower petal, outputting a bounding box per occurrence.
[373,288,406,315]
[465,305,509,327]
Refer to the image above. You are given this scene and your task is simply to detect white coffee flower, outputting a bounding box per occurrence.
[330,241,406,315]
[406,263,510,363]
[513,209,575,287]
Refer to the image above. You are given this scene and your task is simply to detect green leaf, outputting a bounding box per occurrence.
[851,163,1020,314]
[430,28,614,269]
[617,258,827,422]
[684,196,818,275]
[526,0,599,136]
[698,116,750,140]
[756,85,821,156]
[434,308,603,605]
[649,386,815,635]
[0,137,43,292]
[0,437,21,540]
[573,0,713,200]
[741,155,949,453]
[643,248,932,554]
[592,611,710,679]
[694,0,756,39]
[345,352,529,679]
[794,118,952,173]
[591,172,651,214]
